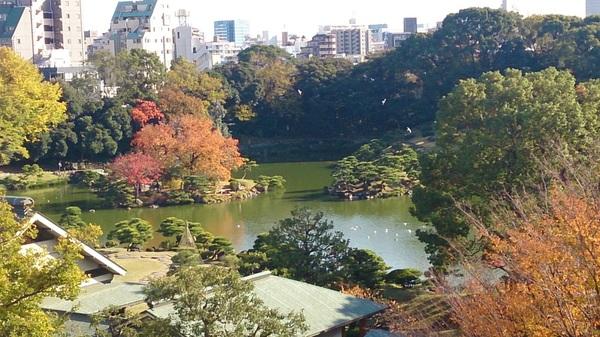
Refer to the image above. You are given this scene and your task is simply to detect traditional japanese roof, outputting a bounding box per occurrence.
[41,282,146,315]
[0,4,25,40]
[147,271,386,337]
[27,213,128,277]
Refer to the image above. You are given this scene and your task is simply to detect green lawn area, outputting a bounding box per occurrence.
[0,171,69,191]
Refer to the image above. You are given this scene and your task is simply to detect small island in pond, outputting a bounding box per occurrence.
[328,139,421,200]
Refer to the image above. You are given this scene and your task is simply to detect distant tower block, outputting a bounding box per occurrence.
[176,9,191,26]
[501,0,516,11]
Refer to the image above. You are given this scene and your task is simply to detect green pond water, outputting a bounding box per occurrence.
[15,162,430,271]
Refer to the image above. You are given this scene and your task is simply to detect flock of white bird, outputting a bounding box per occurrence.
[349,222,424,241]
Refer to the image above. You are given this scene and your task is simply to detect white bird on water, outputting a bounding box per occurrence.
[385,228,389,233]
[297,89,303,95]
[381,98,387,105]
[407,229,413,234]
[406,127,412,134]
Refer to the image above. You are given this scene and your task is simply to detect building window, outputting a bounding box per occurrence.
[43,12,52,19]
[66,14,70,19]
[17,38,21,44]
[177,32,180,39]
[193,47,197,53]
[44,25,53,32]
[68,26,71,31]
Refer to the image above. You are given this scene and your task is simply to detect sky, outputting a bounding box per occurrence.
[82,0,585,38]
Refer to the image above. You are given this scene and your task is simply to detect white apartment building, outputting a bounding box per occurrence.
[173,9,205,63]
[106,0,175,67]
[196,40,241,70]
[0,0,85,66]
[319,24,372,61]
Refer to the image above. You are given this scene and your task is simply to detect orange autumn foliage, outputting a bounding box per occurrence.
[449,189,600,337]
[159,87,208,118]
[133,115,243,181]
[131,100,164,126]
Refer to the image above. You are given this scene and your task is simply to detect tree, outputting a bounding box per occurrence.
[21,164,44,180]
[412,68,600,268]
[107,218,153,251]
[58,206,103,247]
[59,206,87,229]
[157,217,205,241]
[159,87,207,118]
[0,201,85,336]
[447,187,600,337]
[133,115,243,180]
[131,100,164,127]
[109,153,163,199]
[385,269,423,288]
[345,249,390,289]
[0,47,66,164]
[252,208,350,287]
[144,266,307,337]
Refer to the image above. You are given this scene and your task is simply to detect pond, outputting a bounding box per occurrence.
[15,162,431,271]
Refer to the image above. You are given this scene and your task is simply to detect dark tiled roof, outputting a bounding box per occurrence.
[0,5,25,39]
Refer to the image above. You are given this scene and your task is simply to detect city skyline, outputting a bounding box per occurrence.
[82,0,585,38]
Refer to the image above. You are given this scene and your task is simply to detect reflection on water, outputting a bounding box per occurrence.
[15,162,431,271]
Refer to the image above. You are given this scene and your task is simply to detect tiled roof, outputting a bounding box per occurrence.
[41,282,146,315]
[148,272,386,337]
[112,0,157,20]
[0,5,25,39]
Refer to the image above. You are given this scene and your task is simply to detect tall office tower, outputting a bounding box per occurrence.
[282,31,289,46]
[108,0,175,67]
[213,19,249,46]
[587,0,600,16]
[403,17,417,34]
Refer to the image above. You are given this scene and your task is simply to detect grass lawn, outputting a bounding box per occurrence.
[103,250,176,284]
[0,171,68,191]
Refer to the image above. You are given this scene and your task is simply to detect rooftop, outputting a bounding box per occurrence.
[41,282,146,315]
[149,271,386,337]
[0,4,25,40]
[112,0,157,20]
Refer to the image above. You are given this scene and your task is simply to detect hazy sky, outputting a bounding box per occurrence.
[82,0,585,37]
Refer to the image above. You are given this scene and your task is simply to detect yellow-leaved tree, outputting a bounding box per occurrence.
[0,47,66,165]
[0,201,85,336]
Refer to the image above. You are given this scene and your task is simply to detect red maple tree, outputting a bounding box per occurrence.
[109,152,163,198]
[133,115,243,181]
[131,100,165,127]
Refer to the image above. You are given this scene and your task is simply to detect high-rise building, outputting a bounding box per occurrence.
[587,0,600,16]
[332,26,371,60]
[106,0,175,67]
[0,0,85,65]
[213,19,249,46]
[281,31,289,46]
[404,17,417,34]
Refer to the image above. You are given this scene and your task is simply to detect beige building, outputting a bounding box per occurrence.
[0,4,34,60]
[0,0,86,66]
[300,33,337,59]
